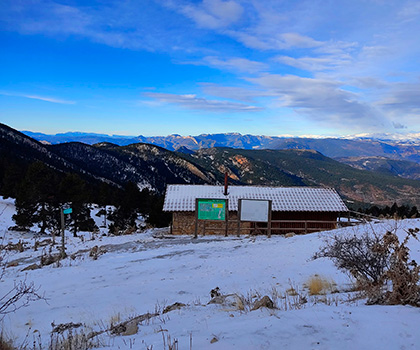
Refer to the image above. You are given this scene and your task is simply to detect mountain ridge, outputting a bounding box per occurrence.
[181,147,420,207]
[2,123,420,207]
[22,130,420,165]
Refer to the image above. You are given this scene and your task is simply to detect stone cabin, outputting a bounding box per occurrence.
[163,184,349,235]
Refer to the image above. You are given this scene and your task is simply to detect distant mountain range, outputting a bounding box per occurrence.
[2,123,420,208]
[22,130,420,181]
[22,130,420,145]
[182,148,420,207]
[23,130,420,161]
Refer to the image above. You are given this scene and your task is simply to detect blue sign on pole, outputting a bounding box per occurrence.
[63,208,73,214]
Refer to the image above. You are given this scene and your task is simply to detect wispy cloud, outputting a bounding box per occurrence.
[247,74,383,130]
[275,54,352,72]
[378,81,420,129]
[229,31,323,51]
[144,92,262,112]
[185,56,268,74]
[200,83,268,102]
[398,1,420,22]
[180,0,243,29]
[0,0,198,51]
[0,91,75,104]
[2,1,90,36]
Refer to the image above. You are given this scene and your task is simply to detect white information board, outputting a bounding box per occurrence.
[239,199,270,222]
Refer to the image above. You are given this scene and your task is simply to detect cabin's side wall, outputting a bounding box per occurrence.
[171,211,252,235]
[171,212,196,235]
[171,211,339,235]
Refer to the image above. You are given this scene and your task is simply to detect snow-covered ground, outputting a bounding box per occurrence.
[1,197,420,349]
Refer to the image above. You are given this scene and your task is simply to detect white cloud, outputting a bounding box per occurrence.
[144,92,262,112]
[23,94,75,105]
[359,45,393,59]
[280,33,322,49]
[247,74,383,130]
[353,77,388,89]
[180,0,243,29]
[229,31,323,51]
[200,83,269,102]
[276,55,352,72]
[0,91,75,104]
[12,2,90,36]
[187,56,268,73]
[398,1,420,22]
[379,82,420,115]
[0,0,199,51]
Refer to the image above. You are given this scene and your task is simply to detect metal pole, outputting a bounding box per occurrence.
[268,200,272,238]
[194,199,198,238]
[237,199,242,237]
[60,209,66,258]
[225,199,229,237]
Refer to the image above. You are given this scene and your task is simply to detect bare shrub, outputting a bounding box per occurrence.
[313,230,388,285]
[0,241,44,321]
[314,226,420,306]
[0,279,43,321]
[368,228,420,306]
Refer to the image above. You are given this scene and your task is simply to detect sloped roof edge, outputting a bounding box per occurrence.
[163,184,348,212]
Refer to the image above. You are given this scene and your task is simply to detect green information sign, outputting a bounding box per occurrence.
[63,208,73,214]
[197,199,226,221]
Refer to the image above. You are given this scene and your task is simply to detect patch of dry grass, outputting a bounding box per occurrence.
[306,275,335,295]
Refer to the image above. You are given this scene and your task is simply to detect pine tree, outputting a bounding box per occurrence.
[147,194,171,228]
[1,159,25,198]
[108,182,141,234]
[390,202,398,216]
[409,206,419,218]
[13,162,59,233]
[59,173,97,236]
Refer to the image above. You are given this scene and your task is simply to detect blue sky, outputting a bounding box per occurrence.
[1,0,420,137]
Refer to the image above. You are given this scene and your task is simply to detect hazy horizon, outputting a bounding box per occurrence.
[20,127,420,141]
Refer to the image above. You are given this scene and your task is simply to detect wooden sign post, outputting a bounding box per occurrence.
[60,207,72,258]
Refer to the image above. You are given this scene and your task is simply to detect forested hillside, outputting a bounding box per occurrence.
[3,123,420,219]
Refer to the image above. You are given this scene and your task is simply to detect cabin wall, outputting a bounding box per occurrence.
[171,211,252,235]
[171,211,339,235]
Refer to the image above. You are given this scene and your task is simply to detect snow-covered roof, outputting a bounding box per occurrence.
[163,185,348,212]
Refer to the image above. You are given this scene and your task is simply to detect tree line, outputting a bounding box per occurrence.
[0,157,170,235]
[358,202,420,219]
